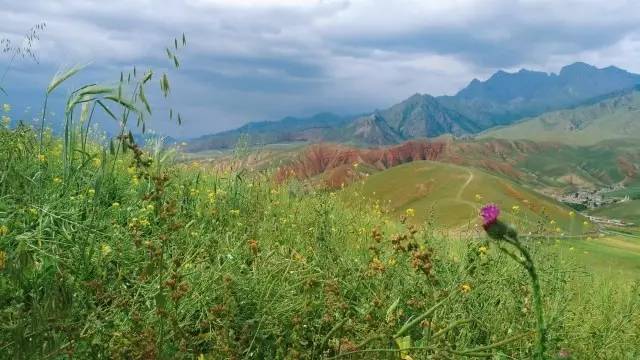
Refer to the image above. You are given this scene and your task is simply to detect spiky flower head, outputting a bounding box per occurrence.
[480,204,500,229]
[480,204,518,241]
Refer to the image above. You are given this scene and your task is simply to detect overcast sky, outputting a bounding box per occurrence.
[2,0,640,137]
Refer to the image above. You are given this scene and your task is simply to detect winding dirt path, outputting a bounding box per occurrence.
[457,169,474,200]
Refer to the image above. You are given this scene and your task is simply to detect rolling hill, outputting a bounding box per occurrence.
[588,200,640,225]
[348,161,592,233]
[186,62,640,151]
[479,87,640,145]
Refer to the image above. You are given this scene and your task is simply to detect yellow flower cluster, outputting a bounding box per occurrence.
[405,208,416,217]
[128,217,150,229]
[0,224,9,236]
[100,244,112,256]
[460,283,472,294]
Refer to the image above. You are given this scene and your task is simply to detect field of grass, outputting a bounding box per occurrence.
[555,233,640,279]
[349,161,594,235]
[588,200,640,225]
[1,43,639,359]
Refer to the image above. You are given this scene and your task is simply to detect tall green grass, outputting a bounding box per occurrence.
[1,122,638,358]
[0,35,638,359]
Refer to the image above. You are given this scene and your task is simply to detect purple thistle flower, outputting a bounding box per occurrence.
[480,204,500,229]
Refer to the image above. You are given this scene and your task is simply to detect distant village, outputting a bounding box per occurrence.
[546,183,634,226]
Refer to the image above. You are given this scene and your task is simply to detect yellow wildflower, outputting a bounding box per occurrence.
[512,205,520,212]
[0,225,8,236]
[474,194,483,201]
[100,244,112,256]
[460,283,472,294]
[405,208,416,217]
[478,246,488,255]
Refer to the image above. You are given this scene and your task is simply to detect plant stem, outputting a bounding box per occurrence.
[39,94,48,151]
[508,237,547,359]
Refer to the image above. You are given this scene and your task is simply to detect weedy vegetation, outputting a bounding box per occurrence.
[0,32,639,360]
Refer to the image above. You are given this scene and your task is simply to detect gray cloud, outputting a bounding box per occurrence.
[1,0,640,137]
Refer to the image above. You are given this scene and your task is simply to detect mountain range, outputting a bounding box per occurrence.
[186,62,640,151]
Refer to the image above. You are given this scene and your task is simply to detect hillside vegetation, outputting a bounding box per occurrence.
[2,119,640,359]
[349,161,593,234]
[480,88,640,145]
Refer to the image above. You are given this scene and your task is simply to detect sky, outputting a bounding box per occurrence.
[2,0,640,138]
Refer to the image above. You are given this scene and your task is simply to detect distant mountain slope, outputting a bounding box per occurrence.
[266,138,640,193]
[187,62,640,151]
[479,86,640,145]
[350,161,590,232]
[186,112,353,151]
[439,62,640,127]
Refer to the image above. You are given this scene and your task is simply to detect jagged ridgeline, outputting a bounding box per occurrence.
[187,62,640,150]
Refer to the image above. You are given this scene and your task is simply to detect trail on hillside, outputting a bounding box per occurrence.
[457,170,474,200]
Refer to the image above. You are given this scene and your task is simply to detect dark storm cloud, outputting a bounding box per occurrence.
[1,0,640,136]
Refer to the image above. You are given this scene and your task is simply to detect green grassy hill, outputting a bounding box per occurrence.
[349,161,592,233]
[479,89,640,145]
[588,199,640,224]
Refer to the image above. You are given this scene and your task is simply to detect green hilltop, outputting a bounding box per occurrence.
[349,161,592,234]
[480,87,640,145]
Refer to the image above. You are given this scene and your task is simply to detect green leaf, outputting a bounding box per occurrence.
[48,64,86,94]
[142,70,153,84]
[394,336,412,358]
[386,298,400,323]
[96,100,118,122]
[104,95,138,113]
[139,86,152,114]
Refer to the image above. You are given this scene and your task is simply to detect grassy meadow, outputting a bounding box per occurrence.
[0,42,639,359]
[0,109,639,359]
[349,161,594,235]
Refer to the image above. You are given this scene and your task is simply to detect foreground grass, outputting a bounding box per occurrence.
[0,125,639,359]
